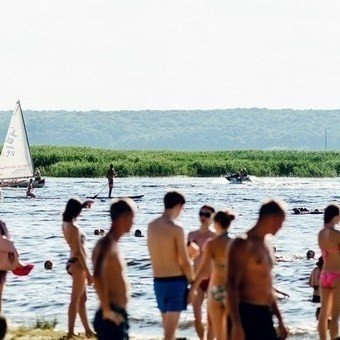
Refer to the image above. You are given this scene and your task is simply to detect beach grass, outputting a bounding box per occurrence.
[30,146,340,178]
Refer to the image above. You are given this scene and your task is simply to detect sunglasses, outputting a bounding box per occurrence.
[199,211,211,218]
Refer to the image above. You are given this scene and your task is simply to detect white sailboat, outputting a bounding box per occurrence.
[0,101,45,188]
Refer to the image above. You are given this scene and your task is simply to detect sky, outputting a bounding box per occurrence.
[1,0,340,111]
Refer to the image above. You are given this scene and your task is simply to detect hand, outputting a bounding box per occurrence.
[278,322,288,339]
[231,326,245,340]
[103,310,124,325]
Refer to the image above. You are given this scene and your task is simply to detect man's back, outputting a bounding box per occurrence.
[148,216,185,277]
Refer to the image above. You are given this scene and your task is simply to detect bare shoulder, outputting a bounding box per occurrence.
[229,234,252,255]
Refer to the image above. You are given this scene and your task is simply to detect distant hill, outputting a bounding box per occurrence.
[0,109,339,150]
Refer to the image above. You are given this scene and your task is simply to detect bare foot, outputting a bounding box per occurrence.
[85,330,96,338]
[65,333,77,339]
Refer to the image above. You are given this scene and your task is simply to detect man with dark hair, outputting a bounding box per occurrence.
[147,191,193,340]
[227,199,287,340]
[188,205,215,340]
[92,199,136,340]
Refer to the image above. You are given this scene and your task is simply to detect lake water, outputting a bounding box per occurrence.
[0,176,339,339]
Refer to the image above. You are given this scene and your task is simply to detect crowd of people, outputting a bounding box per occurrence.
[0,190,339,340]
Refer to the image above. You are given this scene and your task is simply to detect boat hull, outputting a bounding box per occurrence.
[4,178,46,188]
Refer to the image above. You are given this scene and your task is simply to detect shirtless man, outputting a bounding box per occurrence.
[187,205,215,340]
[26,179,36,198]
[147,191,194,340]
[92,199,135,340]
[227,200,287,340]
[106,164,116,198]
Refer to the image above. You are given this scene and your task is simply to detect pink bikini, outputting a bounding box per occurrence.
[320,248,340,288]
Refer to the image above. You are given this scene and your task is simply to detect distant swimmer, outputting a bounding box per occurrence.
[147,191,194,340]
[227,199,288,340]
[26,179,36,198]
[106,164,117,198]
[92,199,136,340]
[134,229,144,237]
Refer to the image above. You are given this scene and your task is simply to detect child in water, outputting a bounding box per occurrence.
[309,256,323,303]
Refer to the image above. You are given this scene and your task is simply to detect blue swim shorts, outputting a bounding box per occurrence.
[153,275,188,313]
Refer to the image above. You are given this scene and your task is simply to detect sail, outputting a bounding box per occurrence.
[0,101,34,180]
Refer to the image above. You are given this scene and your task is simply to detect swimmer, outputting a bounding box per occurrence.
[44,260,53,270]
[309,256,323,303]
[190,210,235,340]
[134,229,144,237]
[306,250,316,260]
[26,179,36,199]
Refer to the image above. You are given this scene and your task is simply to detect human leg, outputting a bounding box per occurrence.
[208,297,226,340]
[0,283,4,313]
[78,289,95,337]
[318,287,332,340]
[330,283,340,339]
[67,269,86,338]
[161,311,181,340]
[192,288,205,339]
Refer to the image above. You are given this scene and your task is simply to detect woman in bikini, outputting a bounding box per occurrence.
[317,203,340,340]
[189,210,235,340]
[62,198,95,339]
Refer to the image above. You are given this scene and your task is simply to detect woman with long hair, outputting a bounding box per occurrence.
[189,210,235,340]
[62,198,95,339]
[317,203,340,340]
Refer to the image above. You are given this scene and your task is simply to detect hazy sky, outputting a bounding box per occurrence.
[1,0,340,110]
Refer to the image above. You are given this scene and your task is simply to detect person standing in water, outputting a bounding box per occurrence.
[317,203,340,340]
[227,199,287,340]
[147,191,194,340]
[106,164,117,198]
[187,205,215,340]
[92,199,136,340]
[62,198,95,339]
[26,179,36,198]
[190,210,235,340]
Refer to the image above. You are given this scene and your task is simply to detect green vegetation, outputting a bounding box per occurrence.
[31,146,340,177]
[33,317,58,330]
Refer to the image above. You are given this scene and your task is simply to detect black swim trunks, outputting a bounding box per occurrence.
[93,304,129,340]
[239,302,278,340]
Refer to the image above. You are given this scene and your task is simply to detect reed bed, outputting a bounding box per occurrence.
[30,146,340,178]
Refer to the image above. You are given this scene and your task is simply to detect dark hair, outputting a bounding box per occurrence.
[110,199,134,221]
[94,199,134,278]
[324,204,340,224]
[164,191,185,209]
[0,314,7,340]
[62,198,83,222]
[214,210,235,229]
[259,200,285,219]
[200,205,215,213]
